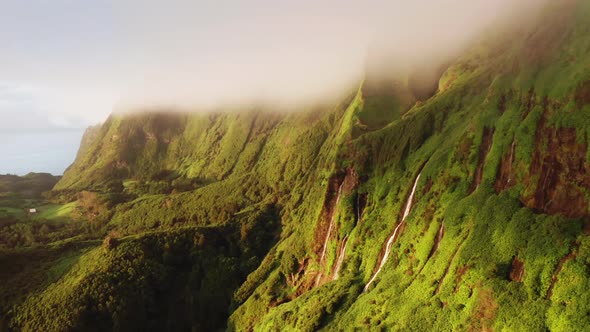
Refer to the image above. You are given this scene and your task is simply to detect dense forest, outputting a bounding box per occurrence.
[2,1,590,331]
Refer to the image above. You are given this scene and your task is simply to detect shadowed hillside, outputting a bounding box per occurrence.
[2,1,590,331]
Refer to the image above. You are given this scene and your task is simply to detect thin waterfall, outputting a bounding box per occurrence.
[356,195,361,223]
[507,140,516,185]
[363,172,421,292]
[332,235,349,280]
[430,221,445,258]
[314,182,344,287]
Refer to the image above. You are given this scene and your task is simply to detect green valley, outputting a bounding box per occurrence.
[2,1,590,331]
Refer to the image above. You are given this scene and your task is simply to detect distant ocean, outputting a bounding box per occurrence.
[0,129,85,176]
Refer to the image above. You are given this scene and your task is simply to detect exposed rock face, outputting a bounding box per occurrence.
[423,177,434,195]
[509,256,524,282]
[416,221,445,277]
[342,167,360,195]
[547,244,579,299]
[312,168,360,287]
[522,119,590,218]
[434,234,468,296]
[495,139,516,193]
[574,80,590,106]
[469,288,499,332]
[313,175,343,261]
[331,235,349,280]
[355,192,368,224]
[428,222,445,260]
[469,127,495,194]
[102,235,119,251]
[313,168,358,259]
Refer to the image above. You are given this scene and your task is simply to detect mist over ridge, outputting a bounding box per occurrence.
[0,0,550,123]
[3,0,590,330]
[116,0,550,114]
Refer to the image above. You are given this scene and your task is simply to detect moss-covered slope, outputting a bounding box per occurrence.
[4,1,590,331]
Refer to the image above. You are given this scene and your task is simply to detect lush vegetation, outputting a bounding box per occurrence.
[2,1,590,331]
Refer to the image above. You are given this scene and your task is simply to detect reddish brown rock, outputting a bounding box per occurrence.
[574,80,590,107]
[522,122,590,218]
[495,140,516,193]
[509,257,524,282]
[469,127,495,194]
[547,244,579,299]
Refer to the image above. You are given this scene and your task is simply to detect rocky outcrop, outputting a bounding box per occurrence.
[313,178,344,286]
[546,243,579,299]
[355,192,368,224]
[574,80,590,107]
[522,116,590,218]
[495,139,516,193]
[469,127,495,194]
[434,234,468,296]
[331,235,349,280]
[313,168,359,287]
[509,256,524,282]
[428,222,445,260]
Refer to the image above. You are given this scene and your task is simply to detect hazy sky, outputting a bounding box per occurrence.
[0,0,548,130]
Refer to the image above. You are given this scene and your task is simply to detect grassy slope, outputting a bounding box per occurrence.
[4,1,590,331]
[0,174,80,250]
[32,202,76,221]
[3,203,280,331]
[234,2,590,331]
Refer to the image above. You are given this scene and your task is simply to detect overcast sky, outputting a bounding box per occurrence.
[0,0,548,130]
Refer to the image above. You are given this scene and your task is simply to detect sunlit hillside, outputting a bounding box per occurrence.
[1,1,590,331]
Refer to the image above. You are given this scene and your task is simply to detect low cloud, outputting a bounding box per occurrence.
[0,0,550,123]
[0,83,88,130]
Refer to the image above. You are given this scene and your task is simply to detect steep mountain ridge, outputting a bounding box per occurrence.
[4,1,590,331]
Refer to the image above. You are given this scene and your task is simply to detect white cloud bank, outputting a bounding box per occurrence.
[0,0,549,126]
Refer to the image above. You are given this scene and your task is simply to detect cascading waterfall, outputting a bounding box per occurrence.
[314,182,344,287]
[507,140,516,185]
[363,172,422,292]
[329,193,362,282]
[331,192,364,282]
[332,235,349,281]
[430,221,445,258]
[356,195,361,223]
